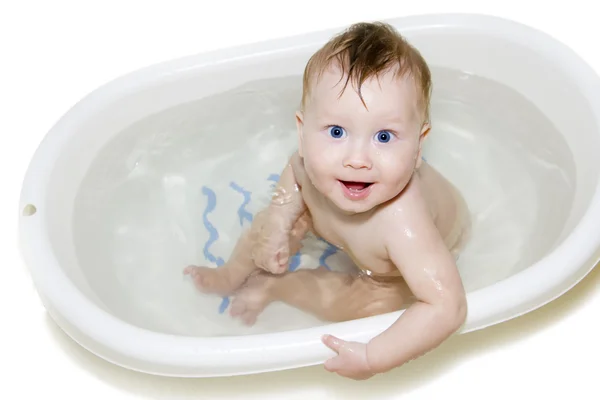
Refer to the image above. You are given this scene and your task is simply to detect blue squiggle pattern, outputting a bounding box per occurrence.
[201,187,224,265]
[289,252,302,271]
[229,181,253,226]
[198,171,345,315]
[318,240,337,271]
[201,186,229,313]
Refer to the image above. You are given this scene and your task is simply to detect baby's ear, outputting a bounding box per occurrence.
[420,121,431,141]
[295,110,304,157]
[415,122,430,168]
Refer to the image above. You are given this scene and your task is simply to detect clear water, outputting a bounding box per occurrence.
[72,66,576,336]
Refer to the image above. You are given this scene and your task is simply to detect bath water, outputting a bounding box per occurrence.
[72,66,576,336]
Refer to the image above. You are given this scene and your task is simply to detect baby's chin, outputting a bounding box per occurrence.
[326,191,385,215]
[330,187,405,215]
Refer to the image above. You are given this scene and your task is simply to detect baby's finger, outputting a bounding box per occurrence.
[322,334,344,353]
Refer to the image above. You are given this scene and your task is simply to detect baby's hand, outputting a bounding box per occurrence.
[321,334,375,380]
[251,212,291,274]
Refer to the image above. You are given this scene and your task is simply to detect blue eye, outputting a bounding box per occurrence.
[376,130,392,143]
[328,125,346,139]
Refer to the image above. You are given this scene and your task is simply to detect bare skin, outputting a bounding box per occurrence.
[183,207,311,297]
[185,65,471,379]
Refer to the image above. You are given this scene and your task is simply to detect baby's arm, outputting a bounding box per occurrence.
[251,151,308,273]
[267,151,306,225]
[366,192,467,374]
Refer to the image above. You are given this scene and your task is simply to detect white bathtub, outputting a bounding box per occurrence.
[18,13,600,377]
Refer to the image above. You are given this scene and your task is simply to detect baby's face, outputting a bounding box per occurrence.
[297,66,427,214]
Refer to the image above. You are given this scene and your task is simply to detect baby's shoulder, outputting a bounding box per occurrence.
[391,173,430,211]
[377,176,434,233]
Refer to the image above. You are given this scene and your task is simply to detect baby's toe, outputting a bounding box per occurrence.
[184,266,222,293]
[183,265,198,276]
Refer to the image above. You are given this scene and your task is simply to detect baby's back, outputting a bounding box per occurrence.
[417,162,470,255]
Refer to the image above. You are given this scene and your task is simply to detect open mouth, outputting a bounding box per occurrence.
[340,181,373,192]
[339,180,374,200]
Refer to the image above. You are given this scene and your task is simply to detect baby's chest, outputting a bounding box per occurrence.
[310,214,390,270]
[300,184,392,270]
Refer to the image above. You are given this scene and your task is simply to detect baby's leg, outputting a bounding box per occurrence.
[184,210,311,296]
[230,267,412,325]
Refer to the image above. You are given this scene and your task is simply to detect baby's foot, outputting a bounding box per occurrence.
[229,273,276,326]
[183,265,237,296]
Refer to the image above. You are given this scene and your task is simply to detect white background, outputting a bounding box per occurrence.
[2,0,599,398]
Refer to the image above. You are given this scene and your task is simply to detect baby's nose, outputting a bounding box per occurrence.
[343,152,372,169]
[346,159,370,169]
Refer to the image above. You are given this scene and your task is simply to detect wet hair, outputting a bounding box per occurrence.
[301,21,432,124]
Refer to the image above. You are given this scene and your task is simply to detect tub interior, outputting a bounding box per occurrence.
[40,25,599,337]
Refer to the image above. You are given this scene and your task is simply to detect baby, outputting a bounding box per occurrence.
[184,21,471,380]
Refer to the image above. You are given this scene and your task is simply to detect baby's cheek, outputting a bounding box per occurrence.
[304,157,333,191]
[306,158,328,181]
[382,160,414,185]
[383,147,415,168]
[306,146,331,168]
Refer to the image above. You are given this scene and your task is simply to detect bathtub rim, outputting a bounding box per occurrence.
[18,12,600,376]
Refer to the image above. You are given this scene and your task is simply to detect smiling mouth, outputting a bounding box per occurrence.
[339,180,373,192]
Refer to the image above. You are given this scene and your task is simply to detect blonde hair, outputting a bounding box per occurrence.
[301,21,432,124]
